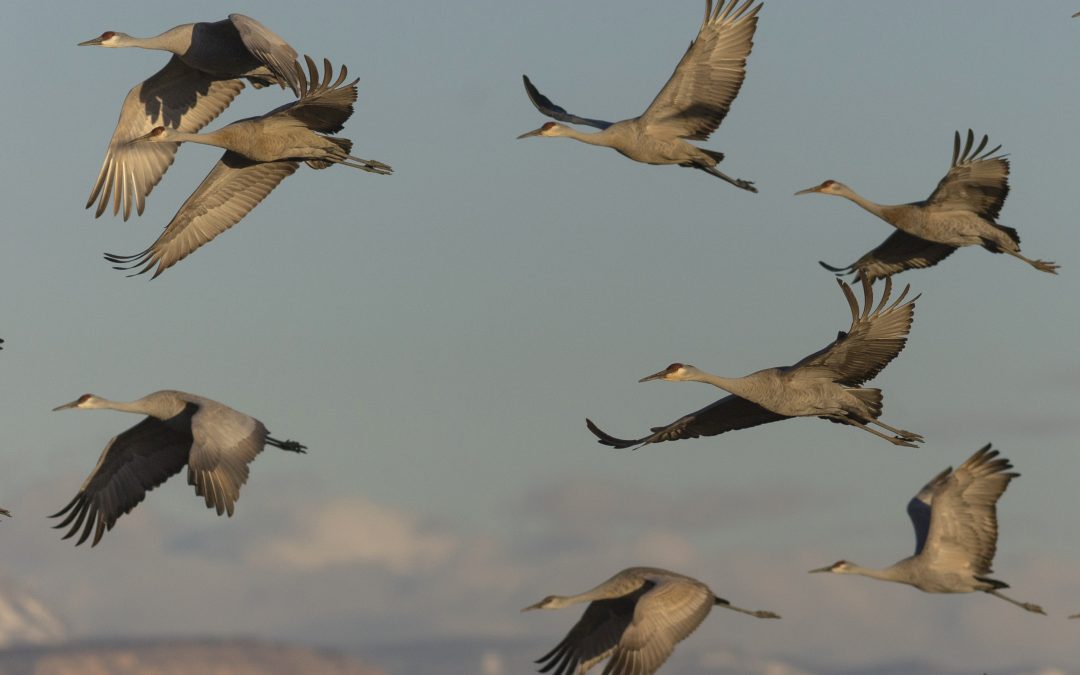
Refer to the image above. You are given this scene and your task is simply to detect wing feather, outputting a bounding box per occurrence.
[105,154,299,278]
[926,129,1009,221]
[790,277,918,386]
[639,0,761,140]
[186,402,266,517]
[587,394,788,450]
[86,56,245,220]
[229,13,301,95]
[50,417,191,546]
[820,230,958,284]
[521,75,614,130]
[607,578,713,675]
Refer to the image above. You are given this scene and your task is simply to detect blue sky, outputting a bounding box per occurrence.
[0,1,1078,673]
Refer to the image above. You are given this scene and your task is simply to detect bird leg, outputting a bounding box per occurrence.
[985,589,1046,615]
[267,436,307,453]
[714,598,780,619]
[695,165,758,193]
[1004,250,1059,275]
[838,417,920,448]
[868,418,924,443]
[341,156,394,175]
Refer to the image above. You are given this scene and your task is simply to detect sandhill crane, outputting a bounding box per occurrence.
[104,57,392,278]
[517,0,760,192]
[80,14,301,220]
[797,130,1058,282]
[810,445,1045,615]
[524,567,779,675]
[588,277,922,450]
[50,390,306,547]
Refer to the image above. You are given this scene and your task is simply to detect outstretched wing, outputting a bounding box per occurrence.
[86,56,245,220]
[105,153,298,278]
[587,394,788,450]
[820,230,958,284]
[229,13,301,95]
[602,577,714,675]
[790,277,918,386]
[262,56,358,134]
[919,444,1017,576]
[906,465,952,556]
[51,416,191,546]
[926,129,1010,221]
[639,0,761,140]
[521,75,613,130]
[533,595,640,674]
[186,401,267,517]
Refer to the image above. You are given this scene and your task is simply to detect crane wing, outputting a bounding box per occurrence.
[603,577,714,675]
[639,0,761,141]
[820,231,958,284]
[50,416,192,547]
[926,130,1010,221]
[521,75,614,130]
[228,13,301,96]
[906,465,951,556]
[105,153,299,278]
[186,401,267,517]
[534,594,641,675]
[587,394,788,450]
[919,444,1017,576]
[263,56,357,134]
[86,56,245,221]
[790,277,917,386]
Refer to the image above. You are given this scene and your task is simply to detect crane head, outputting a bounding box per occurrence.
[132,126,171,144]
[809,560,852,574]
[78,31,124,47]
[52,394,99,411]
[516,121,563,139]
[639,363,693,383]
[795,180,847,197]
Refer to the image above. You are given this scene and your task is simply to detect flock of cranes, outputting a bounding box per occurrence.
[0,2,1068,674]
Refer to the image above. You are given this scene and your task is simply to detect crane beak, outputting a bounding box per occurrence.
[794,185,822,196]
[638,369,670,383]
[52,399,82,411]
[516,127,545,140]
[521,600,545,612]
[77,37,106,46]
[807,566,833,574]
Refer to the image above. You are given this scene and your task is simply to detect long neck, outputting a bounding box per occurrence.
[839,187,890,220]
[842,561,913,586]
[558,126,616,148]
[684,370,754,398]
[117,25,194,54]
[88,395,184,420]
[163,127,234,150]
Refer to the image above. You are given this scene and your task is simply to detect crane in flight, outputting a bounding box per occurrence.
[810,444,1045,615]
[80,14,301,220]
[524,566,778,674]
[797,130,1058,282]
[50,390,306,547]
[105,57,391,278]
[588,277,922,450]
[517,0,761,192]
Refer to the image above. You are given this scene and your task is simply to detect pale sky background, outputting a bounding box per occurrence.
[0,1,1078,673]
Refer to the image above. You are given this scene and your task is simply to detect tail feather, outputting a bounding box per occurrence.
[848,388,883,418]
[975,575,1010,590]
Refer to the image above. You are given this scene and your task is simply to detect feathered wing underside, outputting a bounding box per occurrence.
[50,416,192,546]
[87,56,245,220]
[820,230,958,284]
[521,75,613,130]
[920,444,1017,576]
[587,394,789,450]
[790,277,917,386]
[601,578,713,675]
[906,465,952,555]
[926,129,1010,221]
[228,13,301,95]
[535,595,641,675]
[265,56,358,134]
[105,153,299,278]
[640,0,761,140]
[186,403,266,517]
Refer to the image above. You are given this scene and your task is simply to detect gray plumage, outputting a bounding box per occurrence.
[523,567,778,675]
[50,390,306,547]
[810,445,1045,615]
[517,0,761,192]
[105,57,392,278]
[797,130,1058,282]
[588,277,922,450]
[81,14,302,220]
